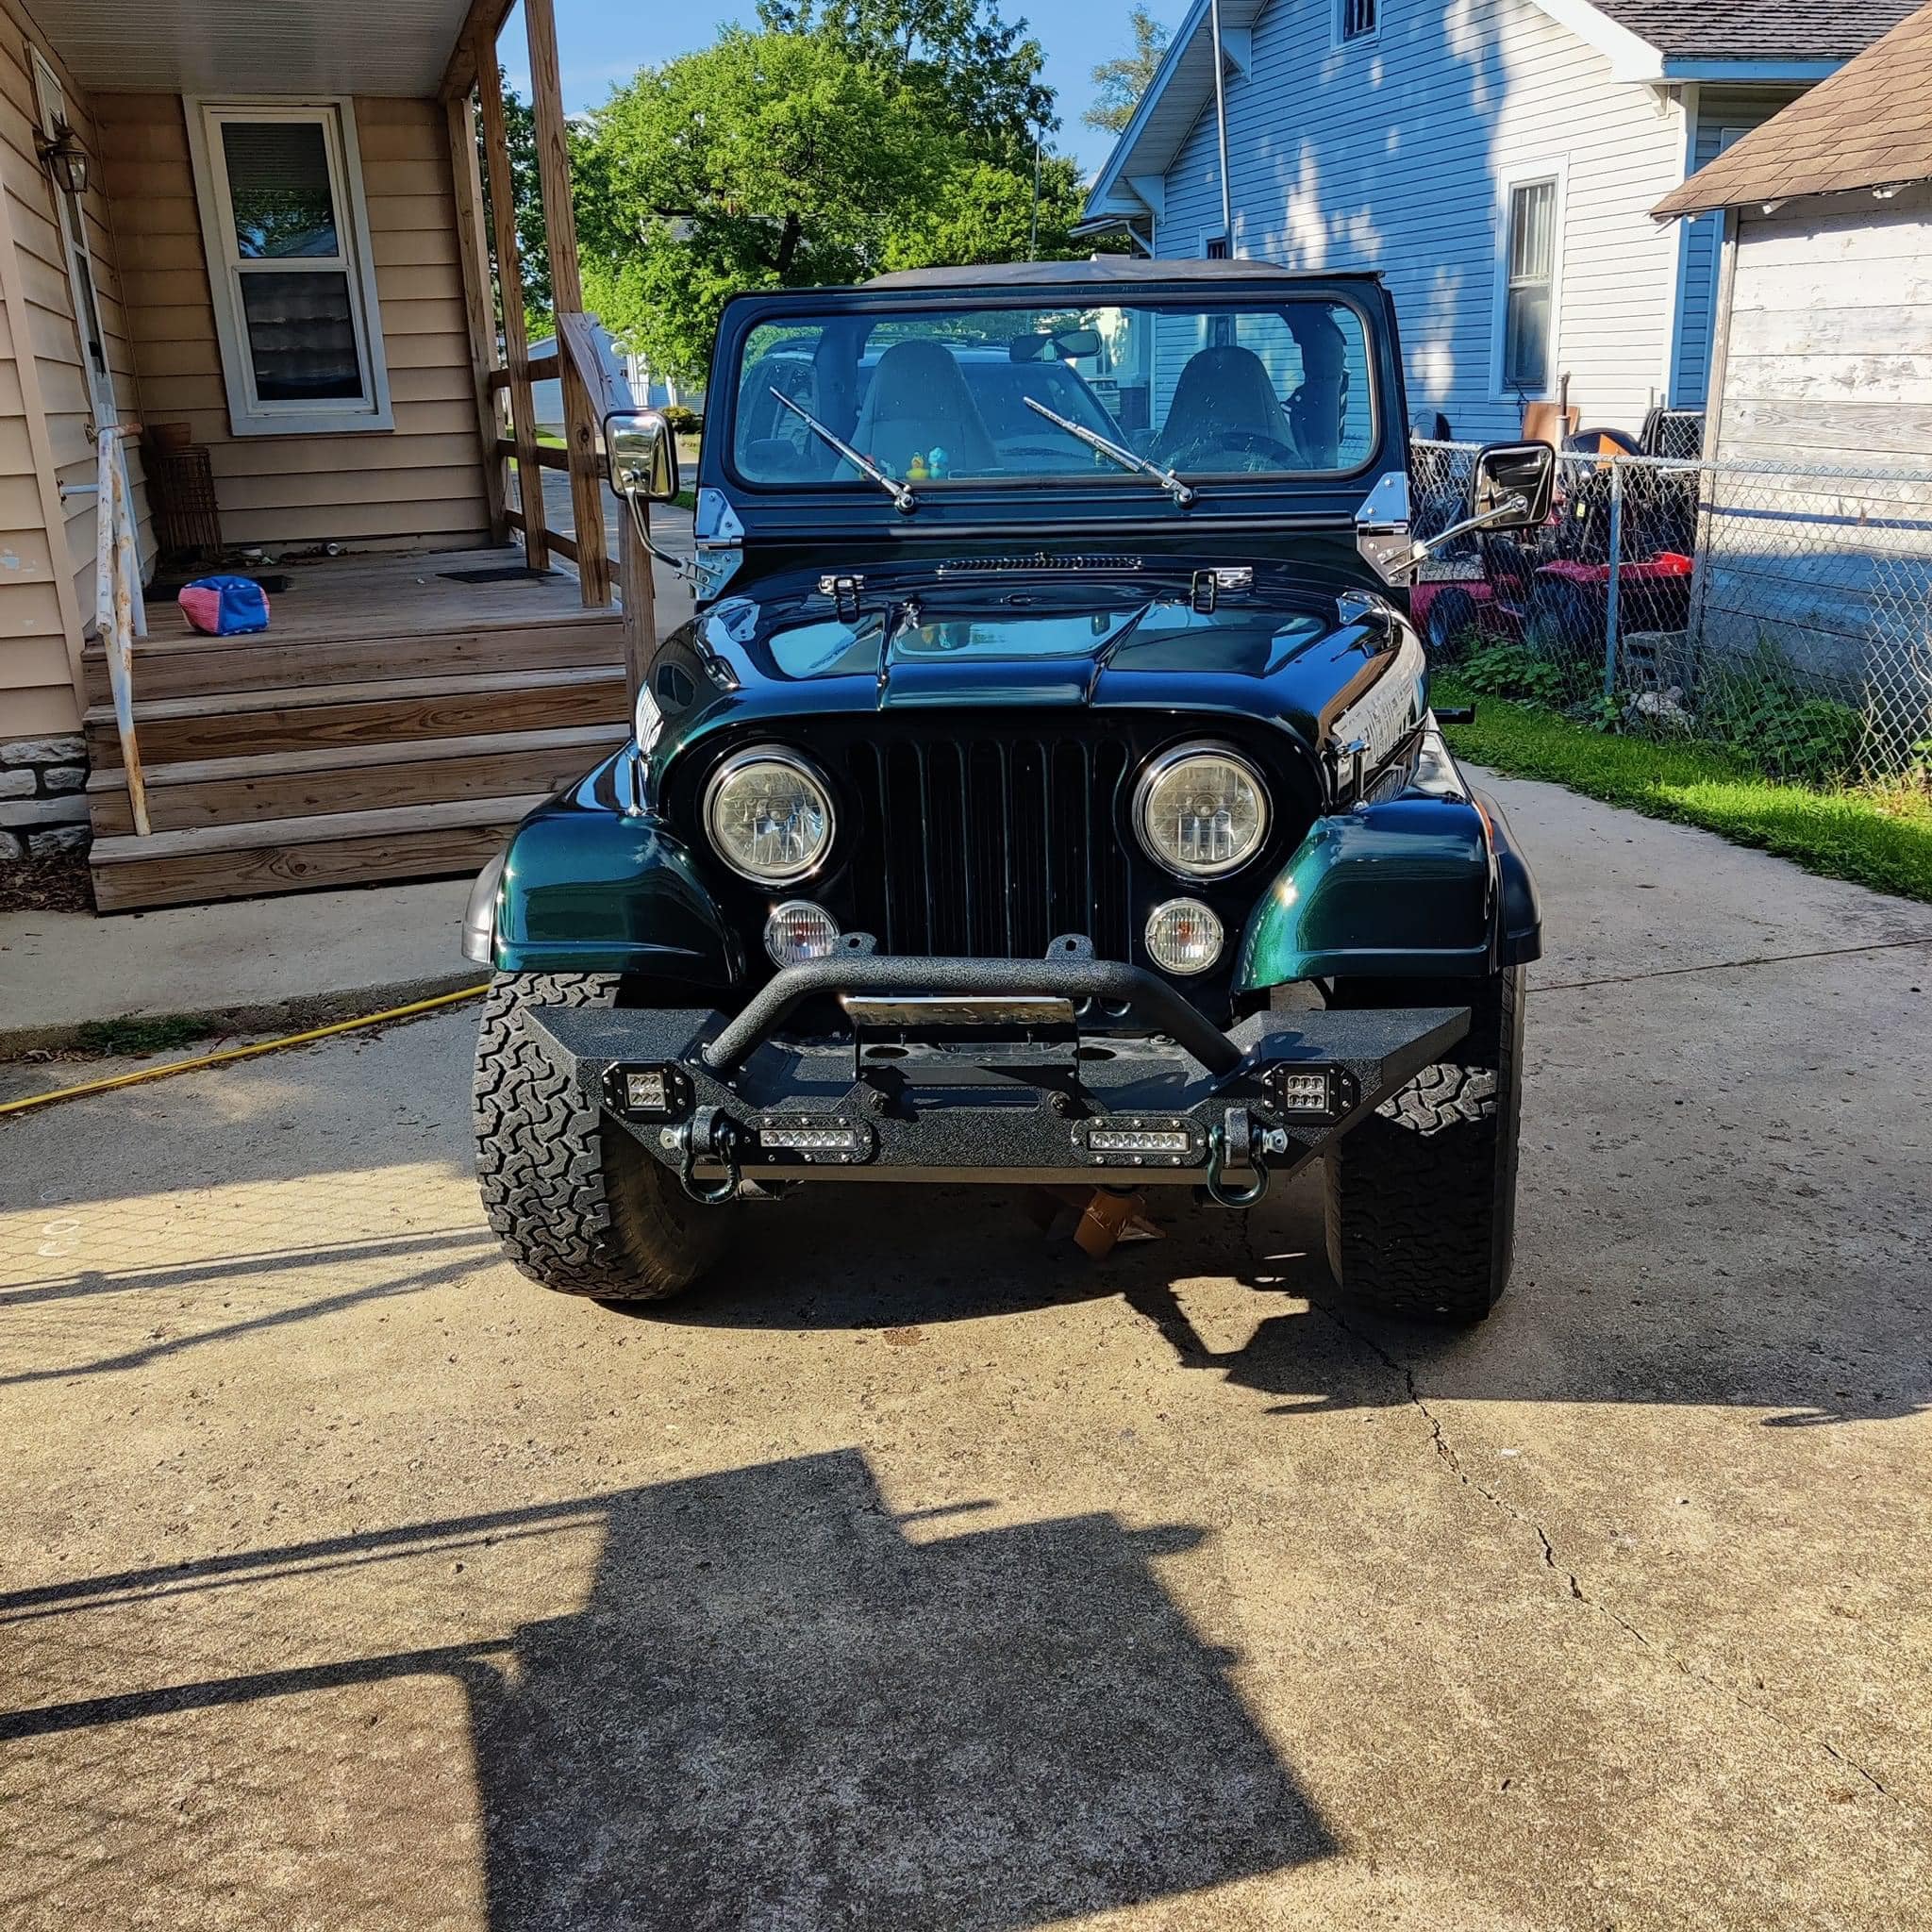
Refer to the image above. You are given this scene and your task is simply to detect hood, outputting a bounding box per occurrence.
[690,566,1374,718]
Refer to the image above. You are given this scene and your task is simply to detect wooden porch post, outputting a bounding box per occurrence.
[475,45,549,571]
[445,92,508,543]
[524,0,613,607]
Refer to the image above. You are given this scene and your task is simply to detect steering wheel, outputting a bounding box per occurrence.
[1160,428,1303,471]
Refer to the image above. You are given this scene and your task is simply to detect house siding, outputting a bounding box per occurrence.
[94,92,491,552]
[1667,86,1802,408]
[0,0,146,741]
[1151,0,1687,442]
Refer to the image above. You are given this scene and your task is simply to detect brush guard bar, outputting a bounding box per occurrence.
[523,945,1471,1203]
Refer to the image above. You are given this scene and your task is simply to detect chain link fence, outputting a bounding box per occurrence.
[1410,439,1932,783]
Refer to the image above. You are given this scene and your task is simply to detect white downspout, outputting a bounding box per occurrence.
[1210,0,1233,245]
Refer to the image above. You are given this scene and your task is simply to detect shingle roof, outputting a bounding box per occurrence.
[1654,0,1932,213]
[1591,0,1919,60]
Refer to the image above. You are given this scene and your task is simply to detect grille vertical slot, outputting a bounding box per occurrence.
[847,733,1132,959]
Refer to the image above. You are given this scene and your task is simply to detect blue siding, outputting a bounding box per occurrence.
[1150,0,1689,441]
[1668,89,1801,407]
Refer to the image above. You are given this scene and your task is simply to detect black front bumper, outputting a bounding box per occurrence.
[527,953,1470,1195]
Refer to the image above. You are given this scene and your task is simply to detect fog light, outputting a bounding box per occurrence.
[605,1062,691,1120]
[1144,898,1224,975]
[759,1127,870,1153]
[765,899,840,966]
[1275,1071,1331,1113]
[624,1070,669,1112]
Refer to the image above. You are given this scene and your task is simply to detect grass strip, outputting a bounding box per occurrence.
[1433,676,1932,906]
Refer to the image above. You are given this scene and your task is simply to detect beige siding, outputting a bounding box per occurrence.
[0,0,146,737]
[96,92,491,551]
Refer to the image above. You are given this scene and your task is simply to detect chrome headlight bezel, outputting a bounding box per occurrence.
[702,745,837,886]
[1132,741,1271,882]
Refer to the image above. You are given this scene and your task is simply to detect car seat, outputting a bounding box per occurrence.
[850,341,998,478]
[1149,345,1299,465]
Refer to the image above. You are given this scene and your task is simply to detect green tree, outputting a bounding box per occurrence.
[757,0,1053,154]
[1086,6,1170,135]
[576,29,941,383]
[881,153,1091,272]
[475,72,553,337]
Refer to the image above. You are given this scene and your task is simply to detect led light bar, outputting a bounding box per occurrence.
[759,1127,871,1153]
[1087,1126,1192,1154]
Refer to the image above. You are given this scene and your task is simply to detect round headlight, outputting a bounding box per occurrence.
[704,747,836,884]
[1135,743,1270,880]
[1145,898,1224,975]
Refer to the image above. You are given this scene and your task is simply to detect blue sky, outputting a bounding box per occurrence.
[499,0,1183,175]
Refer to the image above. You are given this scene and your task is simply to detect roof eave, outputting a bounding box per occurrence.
[1082,0,1213,224]
[1657,57,1842,83]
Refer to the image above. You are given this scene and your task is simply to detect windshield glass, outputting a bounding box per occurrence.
[730,298,1376,491]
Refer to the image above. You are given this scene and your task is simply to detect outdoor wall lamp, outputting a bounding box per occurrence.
[37,121,89,199]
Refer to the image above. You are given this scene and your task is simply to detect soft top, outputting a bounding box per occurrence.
[863,258,1383,291]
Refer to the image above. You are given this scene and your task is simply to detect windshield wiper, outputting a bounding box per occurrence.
[768,387,918,515]
[1023,395,1196,508]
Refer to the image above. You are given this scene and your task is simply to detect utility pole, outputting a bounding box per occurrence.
[1029,123,1041,260]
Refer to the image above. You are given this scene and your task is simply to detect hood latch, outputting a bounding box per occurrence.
[1190,566,1253,614]
[818,573,865,619]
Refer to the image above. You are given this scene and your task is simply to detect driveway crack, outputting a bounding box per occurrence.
[1304,1289,1904,1808]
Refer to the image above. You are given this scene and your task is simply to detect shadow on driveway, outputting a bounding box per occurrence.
[1,1450,1333,1930]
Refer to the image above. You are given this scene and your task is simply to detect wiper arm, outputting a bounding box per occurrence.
[768,387,918,515]
[1024,395,1196,508]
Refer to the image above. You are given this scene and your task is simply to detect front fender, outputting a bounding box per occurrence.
[1235,737,1542,990]
[491,797,741,983]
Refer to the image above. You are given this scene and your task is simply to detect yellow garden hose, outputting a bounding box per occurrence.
[0,984,489,1120]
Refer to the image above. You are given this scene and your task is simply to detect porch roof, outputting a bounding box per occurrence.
[28,0,480,97]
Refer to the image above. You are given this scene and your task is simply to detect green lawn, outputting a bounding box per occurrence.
[1433,676,1932,906]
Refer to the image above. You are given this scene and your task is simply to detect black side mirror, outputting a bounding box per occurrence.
[1469,441,1556,528]
[604,409,680,504]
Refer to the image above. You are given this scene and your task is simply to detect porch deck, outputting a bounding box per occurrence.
[83,546,631,912]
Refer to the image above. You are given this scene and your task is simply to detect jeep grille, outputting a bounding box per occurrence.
[844,736,1134,958]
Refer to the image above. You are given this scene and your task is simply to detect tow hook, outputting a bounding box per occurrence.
[675,1105,746,1206]
[1203,1107,1289,1209]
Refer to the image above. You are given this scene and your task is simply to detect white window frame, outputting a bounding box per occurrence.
[185,97,391,437]
[1491,159,1566,402]
[1334,0,1380,48]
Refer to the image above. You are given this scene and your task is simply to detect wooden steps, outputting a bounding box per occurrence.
[82,565,631,910]
[85,724,626,836]
[89,795,545,912]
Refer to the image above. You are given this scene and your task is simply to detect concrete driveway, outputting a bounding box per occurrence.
[3,778,1929,1931]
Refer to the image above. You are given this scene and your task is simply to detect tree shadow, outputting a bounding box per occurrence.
[1,1451,1333,1930]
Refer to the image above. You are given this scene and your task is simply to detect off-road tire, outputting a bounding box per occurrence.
[1323,966,1524,1325]
[474,973,728,1301]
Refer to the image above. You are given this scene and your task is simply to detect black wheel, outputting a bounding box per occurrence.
[1524,573,1600,664]
[474,973,730,1301]
[1423,585,1480,660]
[1323,966,1525,1325]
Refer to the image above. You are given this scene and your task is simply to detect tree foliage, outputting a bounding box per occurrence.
[1085,6,1170,135]
[476,73,553,334]
[756,0,1053,155]
[576,3,1104,386]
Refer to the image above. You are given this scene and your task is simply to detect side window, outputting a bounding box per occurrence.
[187,101,391,436]
[1337,0,1378,45]
[1502,176,1558,394]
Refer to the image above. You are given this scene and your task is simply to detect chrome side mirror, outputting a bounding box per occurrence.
[1469,441,1557,529]
[605,410,679,504]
